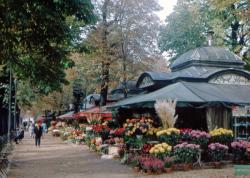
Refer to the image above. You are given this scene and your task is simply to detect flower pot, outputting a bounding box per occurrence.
[146,169,152,174]
[213,162,222,169]
[133,166,140,172]
[183,164,191,171]
[165,167,173,173]
[155,169,162,175]
[187,163,193,170]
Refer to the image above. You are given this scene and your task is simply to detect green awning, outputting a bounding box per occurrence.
[110,82,250,109]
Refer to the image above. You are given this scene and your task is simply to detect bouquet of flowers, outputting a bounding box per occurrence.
[174,142,200,164]
[208,143,228,162]
[210,128,233,145]
[190,130,211,148]
[123,118,154,136]
[231,140,250,162]
[156,128,181,146]
[149,143,172,159]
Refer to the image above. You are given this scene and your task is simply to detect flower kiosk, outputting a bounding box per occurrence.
[53,47,250,174]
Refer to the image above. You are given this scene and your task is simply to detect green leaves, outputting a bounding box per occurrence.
[0,0,95,95]
[158,0,207,59]
[158,0,249,68]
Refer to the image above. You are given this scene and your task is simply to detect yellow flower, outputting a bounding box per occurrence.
[167,147,172,152]
[149,148,154,154]
[160,148,165,153]
[154,149,159,154]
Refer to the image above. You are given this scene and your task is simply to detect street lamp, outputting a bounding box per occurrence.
[7,63,12,143]
[14,79,17,131]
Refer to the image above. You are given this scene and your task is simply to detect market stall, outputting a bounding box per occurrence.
[111,47,250,132]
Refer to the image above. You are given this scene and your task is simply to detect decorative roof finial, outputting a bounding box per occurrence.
[207,30,214,46]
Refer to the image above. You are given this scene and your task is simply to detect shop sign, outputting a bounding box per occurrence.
[232,106,250,116]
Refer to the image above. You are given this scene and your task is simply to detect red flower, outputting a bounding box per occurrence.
[114,128,125,136]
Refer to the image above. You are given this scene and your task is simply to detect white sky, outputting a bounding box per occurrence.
[156,0,178,22]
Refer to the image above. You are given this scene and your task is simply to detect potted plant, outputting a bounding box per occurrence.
[149,142,172,159]
[164,157,173,173]
[210,128,233,145]
[208,143,228,168]
[139,157,153,174]
[190,130,210,149]
[231,140,250,164]
[129,156,140,172]
[151,158,164,174]
[174,142,200,171]
[156,128,181,146]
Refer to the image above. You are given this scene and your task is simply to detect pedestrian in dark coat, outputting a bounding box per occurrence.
[34,124,43,147]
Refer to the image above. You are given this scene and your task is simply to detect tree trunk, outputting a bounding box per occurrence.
[121,42,127,98]
[100,0,110,106]
[100,62,109,106]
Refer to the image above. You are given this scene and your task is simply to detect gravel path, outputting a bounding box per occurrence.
[7,133,238,178]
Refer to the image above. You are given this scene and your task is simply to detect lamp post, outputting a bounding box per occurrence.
[7,63,12,143]
[14,79,17,130]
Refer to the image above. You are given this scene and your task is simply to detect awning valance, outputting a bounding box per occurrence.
[73,107,112,119]
[110,82,250,109]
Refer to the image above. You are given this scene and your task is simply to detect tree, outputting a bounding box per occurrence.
[209,0,250,70]
[158,0,249,69]
[83,0,163,105]
[0,0,95,93]
[158,0,211,60]
[18,68,78,115]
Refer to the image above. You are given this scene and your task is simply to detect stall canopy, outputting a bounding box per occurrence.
[111,81,250,109]
[57,111,74,120]
[73,107,112,119]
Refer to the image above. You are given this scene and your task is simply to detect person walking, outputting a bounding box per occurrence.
[41,122,47,137]
[29,123,35,138]
[34,123,43,147]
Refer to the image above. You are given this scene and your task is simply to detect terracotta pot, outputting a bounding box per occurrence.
[213,162,222,169]
[155,169,162,174]
[187,163,193,170]
[165,167,173,173]
[183,164,190,171]
[133,166,140,172]
[146,169,152,174]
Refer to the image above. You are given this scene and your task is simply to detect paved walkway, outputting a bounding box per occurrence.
[8,133,237,178]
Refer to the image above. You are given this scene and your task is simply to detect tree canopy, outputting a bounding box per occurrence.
[0,0,96,93]
[158,0,249,68]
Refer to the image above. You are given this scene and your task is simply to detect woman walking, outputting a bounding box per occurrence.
[34,123,43,147]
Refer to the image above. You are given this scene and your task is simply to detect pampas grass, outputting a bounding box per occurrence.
[154,99,178,129]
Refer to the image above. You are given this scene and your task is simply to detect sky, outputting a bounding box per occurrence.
[156,0,178,22]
